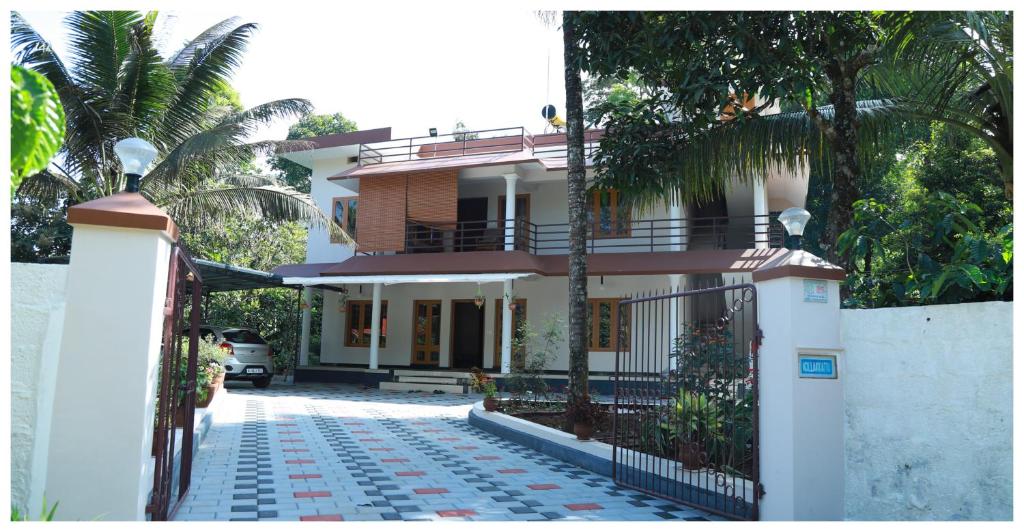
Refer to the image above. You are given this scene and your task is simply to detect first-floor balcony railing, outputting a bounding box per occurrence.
[404,216,784,254]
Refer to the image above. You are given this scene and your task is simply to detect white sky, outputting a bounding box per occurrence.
[18,8,567,143]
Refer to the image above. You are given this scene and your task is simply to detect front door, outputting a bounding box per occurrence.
[411,300,442,366]
[450,300,485,368]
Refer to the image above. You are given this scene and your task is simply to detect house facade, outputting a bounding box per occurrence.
[274,122,809,389]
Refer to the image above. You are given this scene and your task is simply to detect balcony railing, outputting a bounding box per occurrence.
[403,215,784,254]
[358,126,603,166]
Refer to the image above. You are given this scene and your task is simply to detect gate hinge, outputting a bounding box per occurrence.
[758,483,766,498]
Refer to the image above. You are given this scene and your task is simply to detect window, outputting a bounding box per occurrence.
[586,189,631,238]
[332,197,358,243]
[222,329,267,344]
[587,298,629,352]
[346,300,388,347]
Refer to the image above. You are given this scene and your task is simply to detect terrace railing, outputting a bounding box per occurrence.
[357,126,605,166]
[402,215,784,254]
[359,127,530,166]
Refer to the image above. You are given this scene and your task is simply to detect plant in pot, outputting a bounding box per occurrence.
[665,390,724,469]
[481,381,499,411]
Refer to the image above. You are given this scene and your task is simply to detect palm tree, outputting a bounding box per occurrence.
[562,11,590,413]
[11,11,345,241]
[875,11,1012,198]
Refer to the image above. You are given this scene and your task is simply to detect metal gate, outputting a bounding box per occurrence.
[148,244,202,521]
[612,282,761,520]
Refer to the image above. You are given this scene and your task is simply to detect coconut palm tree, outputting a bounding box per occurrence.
[562,11,590,414]
[11,11,345,240]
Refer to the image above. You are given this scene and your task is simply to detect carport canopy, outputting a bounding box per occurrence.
[195,259,343,293]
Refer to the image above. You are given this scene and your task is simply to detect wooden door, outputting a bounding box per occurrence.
[411,300,442,366]
[450,300,485,368]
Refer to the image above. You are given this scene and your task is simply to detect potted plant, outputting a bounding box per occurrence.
[469,367,500,411]
[474,285,486,309]
[665,391,723,469]
[482,381,499,411]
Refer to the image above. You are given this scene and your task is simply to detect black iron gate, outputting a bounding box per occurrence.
[148,244,202,521]
[612,283,761,520]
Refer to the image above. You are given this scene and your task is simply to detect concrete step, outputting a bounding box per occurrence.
[393,369,473,379]
[379,381,466,394]
[397,376,461,385]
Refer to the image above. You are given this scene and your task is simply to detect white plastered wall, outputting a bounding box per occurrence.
[841,301,1012,520]
[10,263,69,514]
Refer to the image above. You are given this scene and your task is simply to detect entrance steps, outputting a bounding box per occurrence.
[378,370,473,394]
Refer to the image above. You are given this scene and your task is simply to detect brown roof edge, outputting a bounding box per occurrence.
[280,127,393,153]
[751,249,846,282]
[67,192,179,241]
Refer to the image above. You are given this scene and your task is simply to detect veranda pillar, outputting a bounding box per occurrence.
[500,278,513,374]
[503,173,519,251]
[369,283,383,369]
[753,249,846,520]
[299,286,313,367]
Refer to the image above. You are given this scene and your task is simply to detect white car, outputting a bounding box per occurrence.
[186,325,274,388]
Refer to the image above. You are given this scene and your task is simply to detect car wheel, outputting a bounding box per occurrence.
[252,376,272,388]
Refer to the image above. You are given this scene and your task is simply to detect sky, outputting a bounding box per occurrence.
[18,8,568,144]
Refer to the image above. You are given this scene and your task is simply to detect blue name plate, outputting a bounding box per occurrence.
[798,354,837,379]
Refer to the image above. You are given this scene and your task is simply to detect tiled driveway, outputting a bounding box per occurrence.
[174,383,716,521]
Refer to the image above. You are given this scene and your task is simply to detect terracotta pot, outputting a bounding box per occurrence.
[483,397,499,412]
[676,440,703,469]
[573,422,594,441]
[195,384,217,408]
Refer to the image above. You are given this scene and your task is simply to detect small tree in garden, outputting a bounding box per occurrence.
[504,315,564,406]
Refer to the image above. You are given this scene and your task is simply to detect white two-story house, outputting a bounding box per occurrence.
[273,123,808,392]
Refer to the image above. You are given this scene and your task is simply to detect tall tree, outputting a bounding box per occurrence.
[11,11,345,241]
[576,12,885,268]
[562,11,590,412]
[270,112,358,193]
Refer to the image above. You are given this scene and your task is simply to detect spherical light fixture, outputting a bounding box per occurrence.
[778,207,812,249]
[113,137,158,192]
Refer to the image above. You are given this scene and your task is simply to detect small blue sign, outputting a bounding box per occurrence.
[798,354,838,379]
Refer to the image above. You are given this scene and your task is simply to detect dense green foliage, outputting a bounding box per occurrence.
[838,125,1012,307]
[180,216,318,373]
[270,112,358,193]
[10,64,65,192]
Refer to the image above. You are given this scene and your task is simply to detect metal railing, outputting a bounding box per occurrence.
[357,126,605,166]
[402,215,784,254]
[405,218,531,253]
[359,127,530,165]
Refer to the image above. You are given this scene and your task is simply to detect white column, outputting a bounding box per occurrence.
[669,199,683,252]
[369,282,382,369]
[46,196,174,520]
[503,173,519,251]
[667,273,682,372]
[500,279,513,374]
[754,178,769,249]
[754,260,844,520]
[298,287,313,367]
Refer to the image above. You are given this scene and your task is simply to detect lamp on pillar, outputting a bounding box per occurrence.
[778,207,811,250]
[113,137,158,193]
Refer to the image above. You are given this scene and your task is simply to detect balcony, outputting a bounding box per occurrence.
[358,126,601,166]
[404,215,784,254]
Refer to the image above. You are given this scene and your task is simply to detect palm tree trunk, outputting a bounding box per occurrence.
[820,61,863,278]
[563,11,589,417]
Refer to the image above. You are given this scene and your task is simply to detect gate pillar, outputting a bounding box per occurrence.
[44,193,178,520]
[752,249,846,520]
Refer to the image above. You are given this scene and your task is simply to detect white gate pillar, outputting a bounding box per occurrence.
[753,249,846,520]
[45,193,177,520]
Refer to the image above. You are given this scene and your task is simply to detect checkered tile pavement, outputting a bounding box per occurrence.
[173,383,718,521]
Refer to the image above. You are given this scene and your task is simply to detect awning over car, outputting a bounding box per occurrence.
[195,259,344,293]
